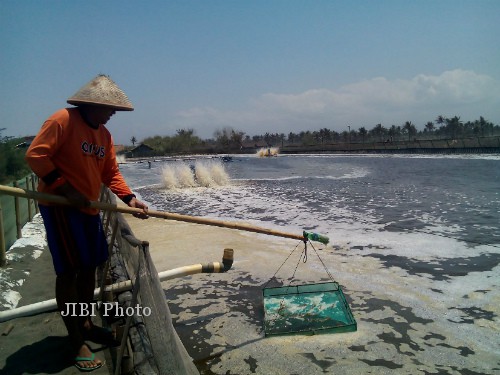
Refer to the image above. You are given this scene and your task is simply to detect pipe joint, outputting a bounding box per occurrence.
[221,248,234,272]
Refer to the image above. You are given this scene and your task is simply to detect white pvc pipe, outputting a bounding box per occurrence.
[0,260,231,323]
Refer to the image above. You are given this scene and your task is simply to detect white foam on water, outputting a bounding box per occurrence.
[176,164,197,187]
[161,164,180,189]
[194,161,214,187]
[257,147,279,157]
[116,154,127,164]
[156,178,499,261]
[210,163,230,185]
[161,160,231,189]
[246,167,370,182]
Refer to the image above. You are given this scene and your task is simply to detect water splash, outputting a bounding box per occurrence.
[116,154,127,164]
[162,160,230,189]
[257,147,279,157]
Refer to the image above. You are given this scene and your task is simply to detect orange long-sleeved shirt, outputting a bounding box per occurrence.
[26,108,134,214]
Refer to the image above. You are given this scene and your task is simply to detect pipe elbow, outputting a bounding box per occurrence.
[221,248,234,272]
[199,249,234,274]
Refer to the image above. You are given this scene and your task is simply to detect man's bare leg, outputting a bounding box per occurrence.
[56,273,102,369]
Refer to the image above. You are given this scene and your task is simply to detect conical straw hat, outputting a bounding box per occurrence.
[67,74,134,111]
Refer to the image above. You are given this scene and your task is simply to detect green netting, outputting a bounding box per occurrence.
[263,281,357,336]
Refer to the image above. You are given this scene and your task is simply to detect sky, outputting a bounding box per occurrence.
[1,0,499,145]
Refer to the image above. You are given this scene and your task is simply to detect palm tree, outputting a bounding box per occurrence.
[317,128,331,144]
[445,116,462,139]
[435,115,446,126]
[478,116,487,137]
[403,121,416,142]
[358,127,367,143]
[230,130,245,148]
[388,125,398,142]
[371,124,385,142]
[264,132,271,146]
[425,121,435,133]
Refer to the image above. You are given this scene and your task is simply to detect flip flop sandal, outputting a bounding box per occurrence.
[74,353,103,372]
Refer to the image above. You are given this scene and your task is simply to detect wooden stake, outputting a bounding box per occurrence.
[0,200,6,267]
[12,182,22,239]
[25,177,32,220]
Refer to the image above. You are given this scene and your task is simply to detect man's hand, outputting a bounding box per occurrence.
[128,197,149,219]
[54,182,90,208]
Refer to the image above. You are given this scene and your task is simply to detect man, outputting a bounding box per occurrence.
[26,75,148,372]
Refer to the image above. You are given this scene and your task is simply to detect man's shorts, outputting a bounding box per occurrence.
[39,205,109,275]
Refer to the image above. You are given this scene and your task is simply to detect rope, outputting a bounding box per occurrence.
[264,238,336,290]
[308,241,336,282]
[289,244,306,284]
[263,241,302,289]
[273,244,307,318]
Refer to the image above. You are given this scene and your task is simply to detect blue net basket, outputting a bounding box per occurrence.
[263,281,357,336]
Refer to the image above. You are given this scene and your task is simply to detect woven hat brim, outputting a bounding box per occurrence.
[67,98,134,111]
[67,75,134,111]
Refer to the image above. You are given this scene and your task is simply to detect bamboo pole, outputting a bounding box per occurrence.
[0,184,314,243]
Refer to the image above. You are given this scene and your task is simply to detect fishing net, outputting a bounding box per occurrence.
[262,240,357,336]
[101,188,198,375]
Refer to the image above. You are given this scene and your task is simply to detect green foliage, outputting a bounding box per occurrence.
[213,127,245,149]
[142,128,202,155]
[0,131,31,184]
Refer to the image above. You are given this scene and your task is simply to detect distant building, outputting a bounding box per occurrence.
[126,143,154,158]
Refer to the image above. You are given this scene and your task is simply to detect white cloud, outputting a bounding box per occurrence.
[174,69,500,138]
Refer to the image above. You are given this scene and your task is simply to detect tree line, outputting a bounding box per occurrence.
[133,115,499,154]
[245,115,499,148]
